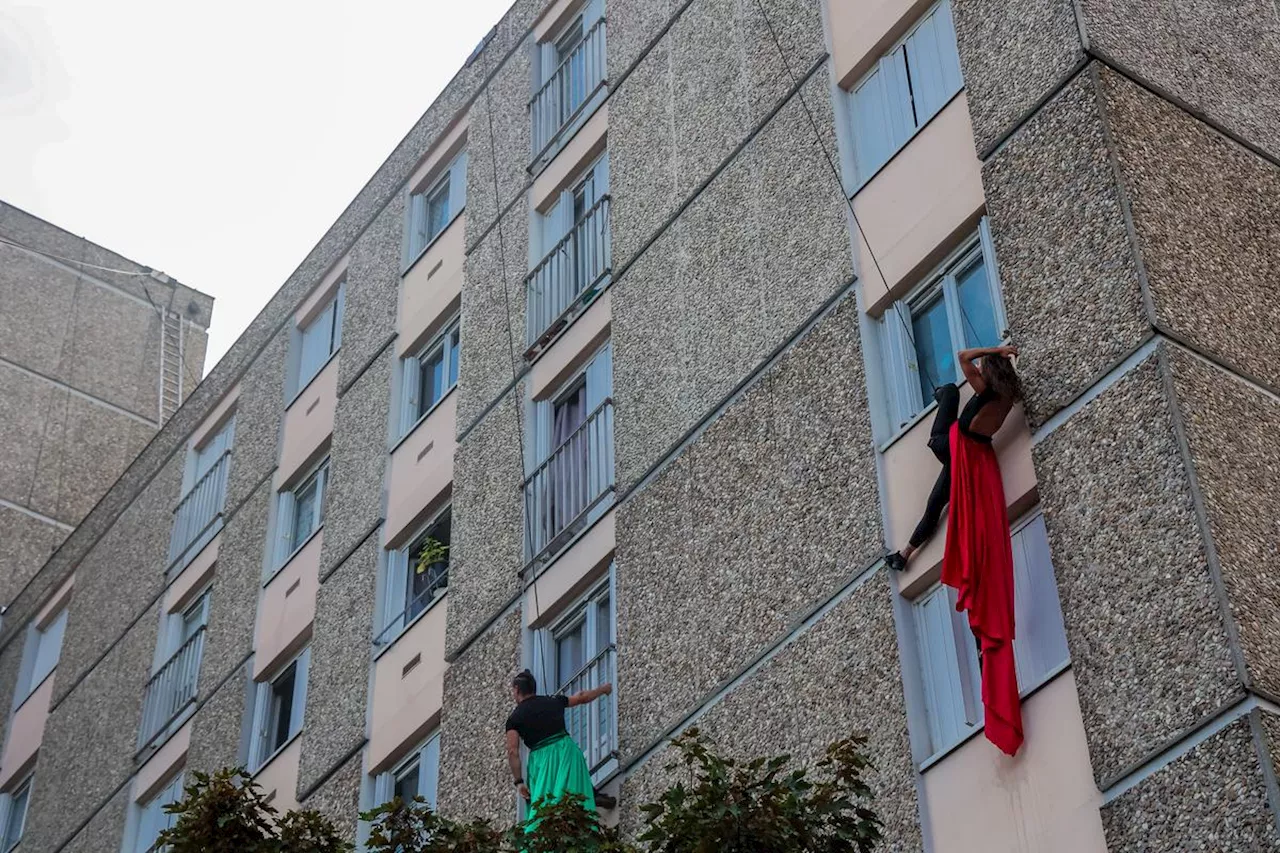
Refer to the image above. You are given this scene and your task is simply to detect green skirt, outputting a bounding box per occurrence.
[527,732,596,815]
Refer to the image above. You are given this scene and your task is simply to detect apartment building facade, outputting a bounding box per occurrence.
[0,0,1277,851]
[0,203,212,608]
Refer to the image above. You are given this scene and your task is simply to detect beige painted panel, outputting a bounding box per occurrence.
[189,383,240,451]
[253,532,321,680]
[253,735,301,813]
[368,600,448,773]
[386,392,457,546]
[0,675,53,789]
[886,388,1036,598]
[828,0,937,88]
[296,257,348,329]
[133,718,192,803]
[532,105,609,213]
[399,216,465,357]
[164,531,219,614]
[526,509,614,629]
[278,356,338,486]
[853,94,985,313]
[530,289,611,401]
[922,671,1106,853]
[406,120,469,196]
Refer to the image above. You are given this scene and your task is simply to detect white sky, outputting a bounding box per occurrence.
[0,0,515,372]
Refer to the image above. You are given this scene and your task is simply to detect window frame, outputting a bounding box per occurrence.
[248,647,311,771]
[288,284,345,402]
[877,219,1007,443]
[846,0,964,187]
[398,316,461,438]
[376,506,452,650]
[269,457,331,576]
[910,509,1071,765]
[0,776,31,853]
[373,732,441,812]
[14,604,68,707]
[129,772,184,853]
[403,149,469,271]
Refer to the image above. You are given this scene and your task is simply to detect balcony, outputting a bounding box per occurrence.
[168,451,230,572]
[526,195,611,355]
[530,18,607,165]
[138,627,205,753]
[556,644,617,778]
[523,399,615,565]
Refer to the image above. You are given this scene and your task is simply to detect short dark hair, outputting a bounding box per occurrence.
[512,669,537,696]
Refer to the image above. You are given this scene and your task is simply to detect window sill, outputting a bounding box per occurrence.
[876,377,976,454]
[917,660,1072,772]
[286,348,341,411]
[372,590,449,660]
[253,730,303,777]
[389,384,458,455]
[523,276,613,369]
[849,88,964,199]
[11,669,55,715]
[402,208,466,278]
[264,525,324,588]
[527,90,607,178]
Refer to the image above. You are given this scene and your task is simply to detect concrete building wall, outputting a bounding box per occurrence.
[0,1,1275,852]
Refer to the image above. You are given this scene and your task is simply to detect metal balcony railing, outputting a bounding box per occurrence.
[138,627,205,753]
[526,195,611,353]
[530,18,607,162]
[523,399,615,564]
[555,644,617,776]
[167,451,230,571]
[373,560,449,648]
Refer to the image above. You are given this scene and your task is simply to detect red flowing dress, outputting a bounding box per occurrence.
[941,421,1023,756]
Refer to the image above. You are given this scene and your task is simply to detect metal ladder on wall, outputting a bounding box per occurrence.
[159,310,184,424]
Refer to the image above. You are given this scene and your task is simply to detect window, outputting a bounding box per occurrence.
[878,221,1005,432]
[375,734,441,811]
[525,343,614,562]
[131,773,183,853]
[530,0,606,158]
[912,511,1069,759]
[543,580,615,779]
[271,458,330,570]
[289,286,344,399]
[139,589,210,752]
[249,649,310,770]
[399,318,460,435]
[0,777,30,853]
[404,150,468,265]
[170,417,235,571]
[16,605,68,702]
[848,0,963,182]
[377,508,451,646]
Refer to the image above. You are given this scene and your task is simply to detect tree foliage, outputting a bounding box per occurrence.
[158,733,881,853]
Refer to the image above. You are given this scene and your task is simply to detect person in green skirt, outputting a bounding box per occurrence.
[504,669,613,813]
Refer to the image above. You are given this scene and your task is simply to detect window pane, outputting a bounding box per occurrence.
[447,329,460,388]
[956,258,1001,348]
[1012,515,1071,686]
[297,302,334,391]
[595,595,610,652]
[393,760,420,803]
[850,70,892,179]
[556,623,585,691]
[426,177,450,242]
[418,348,446,417]
[3,783,29,851]
[268,664,297,754]
[290,480,318,553]
[406,512,450,621]
[903,4,963,124]
[911,296,954,401]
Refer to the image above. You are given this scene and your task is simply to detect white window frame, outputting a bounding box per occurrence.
[847,0,964,186]
[527,341,612,471]
[269,457,330,574]
[877,219,1007,439]
[0,776,31,853]
[398,317,461,437]
[535,152,610,263]
[126,772,184,853]
[403,149,468,270]
[911,509,1070,764]
[532,0,606,150]
[182,416,235,495]
[152,587,211,673]
[374,732,441,811]
[288,285,345,401]
[376,506,451,649]
[14,604,68,706]
[248,648,310,771]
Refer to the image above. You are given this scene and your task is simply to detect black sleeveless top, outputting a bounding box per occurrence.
[505,695,570,749]
[958,387,1000,444]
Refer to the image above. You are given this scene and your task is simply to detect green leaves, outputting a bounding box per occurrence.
[636,729,883,853]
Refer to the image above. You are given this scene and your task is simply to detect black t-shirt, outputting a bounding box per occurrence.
[505,695,570,749]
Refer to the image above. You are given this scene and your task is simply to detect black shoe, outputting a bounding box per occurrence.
[885,552,907,572]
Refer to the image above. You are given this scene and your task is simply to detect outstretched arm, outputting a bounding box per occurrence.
[957,344,1018,392]
[506,730,530,801]
[567,682,613,708]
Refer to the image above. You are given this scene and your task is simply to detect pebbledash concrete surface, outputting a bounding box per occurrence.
[1,0,1278,852]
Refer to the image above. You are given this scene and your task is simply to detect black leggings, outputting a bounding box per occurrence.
[908,383,960,549]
